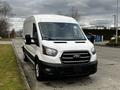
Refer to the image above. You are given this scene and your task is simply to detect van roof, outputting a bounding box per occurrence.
[28,14,78,24]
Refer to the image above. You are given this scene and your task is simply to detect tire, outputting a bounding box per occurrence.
[23,53,29,62]
[83,74,90,77]
[35,60,45,81]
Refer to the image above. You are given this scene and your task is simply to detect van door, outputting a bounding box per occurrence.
[26,23,39,63]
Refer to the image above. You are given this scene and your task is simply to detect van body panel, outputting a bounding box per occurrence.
[35,40,96,64]
[34,15,78,24]
[42,40,93,52]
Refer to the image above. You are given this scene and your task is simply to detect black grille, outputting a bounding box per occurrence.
[61,51,91,64]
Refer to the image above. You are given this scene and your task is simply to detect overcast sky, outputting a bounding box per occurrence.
[3,0,120,30]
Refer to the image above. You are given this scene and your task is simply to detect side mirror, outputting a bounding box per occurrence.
[25,34,31,45]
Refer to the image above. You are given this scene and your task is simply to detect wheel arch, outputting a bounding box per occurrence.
[34,55,39,64]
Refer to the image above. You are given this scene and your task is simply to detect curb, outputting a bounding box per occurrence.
[12,40,31,90]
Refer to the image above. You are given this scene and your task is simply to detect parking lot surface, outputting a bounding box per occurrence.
[13,39,120,90]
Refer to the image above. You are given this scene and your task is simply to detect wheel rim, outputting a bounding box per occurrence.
[35,64,39,77]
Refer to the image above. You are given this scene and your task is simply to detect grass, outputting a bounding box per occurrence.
[0,45,26,90]
[106,38,120,46]
[0,38,11,41]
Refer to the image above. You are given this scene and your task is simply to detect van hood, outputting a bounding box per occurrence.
[42,40,93,52]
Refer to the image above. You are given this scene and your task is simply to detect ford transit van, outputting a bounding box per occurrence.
[22,14,97,81]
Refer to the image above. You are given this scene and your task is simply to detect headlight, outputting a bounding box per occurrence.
[42,45,58,56]
[91,47,96,55]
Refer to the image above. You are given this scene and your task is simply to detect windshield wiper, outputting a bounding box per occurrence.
[43,36,86,41]
[50,39,86,41]
[43,36,54,40]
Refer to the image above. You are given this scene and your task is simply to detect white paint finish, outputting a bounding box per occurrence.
[33,14,78,24]
[23,14,96,64]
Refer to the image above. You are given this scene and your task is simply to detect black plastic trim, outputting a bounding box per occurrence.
[22,46,35,62]
[38,60,98,76]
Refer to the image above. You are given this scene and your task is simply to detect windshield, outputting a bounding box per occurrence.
[38,22,86,40]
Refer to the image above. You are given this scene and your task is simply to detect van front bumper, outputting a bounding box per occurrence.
[40,61,98,77]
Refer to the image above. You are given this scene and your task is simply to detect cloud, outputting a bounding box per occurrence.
[84,0,116,16]
[3,0,120,27]
[5,0,117,16]
[90,20,112,26]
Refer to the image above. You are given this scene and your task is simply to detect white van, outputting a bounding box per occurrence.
[22,14,97,81]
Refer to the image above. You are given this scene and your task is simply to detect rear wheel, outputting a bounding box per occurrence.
[35,60,45,81]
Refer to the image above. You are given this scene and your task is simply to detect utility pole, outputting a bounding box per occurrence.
[116,0,119,44]
[113,15,116,30]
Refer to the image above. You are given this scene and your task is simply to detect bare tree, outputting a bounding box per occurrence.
[0,1,12,38]
[70,7,80,21]
[16,29,23,37]
[56,7,80,21]
[0,1,11,18]
[0,19,10,37]
[10,29,16,38]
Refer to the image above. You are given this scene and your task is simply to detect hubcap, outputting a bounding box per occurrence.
[35,64,39,77]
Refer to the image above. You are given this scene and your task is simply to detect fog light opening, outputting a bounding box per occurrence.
[45,68,51,72]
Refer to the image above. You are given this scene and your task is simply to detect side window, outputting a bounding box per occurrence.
[33,23,39,45]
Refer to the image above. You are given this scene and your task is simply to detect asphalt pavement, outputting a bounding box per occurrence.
[12,39,120,90]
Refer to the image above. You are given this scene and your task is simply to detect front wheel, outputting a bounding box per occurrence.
[35,62,45,81]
